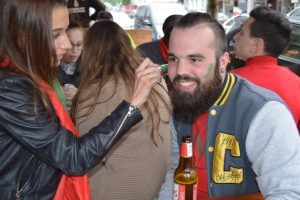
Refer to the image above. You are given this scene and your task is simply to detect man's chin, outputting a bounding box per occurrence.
[172,109,200,124]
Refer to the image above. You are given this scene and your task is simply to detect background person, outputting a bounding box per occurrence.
[96,10,136,49]
[137,14,182,92]
[58,22,83,108]
[59,22,83,88]
[67,0,105,28]
[158,12,300,199]
[71,20,172,200]
[0,0,160,199]
[137,14,182,65]
[231,6,300,130]
[96,10,113,21]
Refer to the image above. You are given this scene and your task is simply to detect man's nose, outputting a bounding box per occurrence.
[176,60,189,76]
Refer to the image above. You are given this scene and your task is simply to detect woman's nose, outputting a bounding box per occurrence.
[62,34,72,50]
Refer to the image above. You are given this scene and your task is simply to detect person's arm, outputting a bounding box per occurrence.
[246,101,300,200]
[88,0,105,21]
[0,77,142,175]
[158,117,180,200]
[0,59,160,175]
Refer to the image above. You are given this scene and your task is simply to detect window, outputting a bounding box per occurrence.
[282,23,300,60]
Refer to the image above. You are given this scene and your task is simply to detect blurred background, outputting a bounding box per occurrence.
[87,0,300,75]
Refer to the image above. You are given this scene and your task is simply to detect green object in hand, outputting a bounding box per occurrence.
[157,64,168,73]
[157,64,168,76]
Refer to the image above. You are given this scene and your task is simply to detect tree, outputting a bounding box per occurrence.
[207,0,217,19]
[122,0,131,5]
[103,0,131,6]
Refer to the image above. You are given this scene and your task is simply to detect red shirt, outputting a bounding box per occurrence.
[231,56,300,129]
[192,112,209,199]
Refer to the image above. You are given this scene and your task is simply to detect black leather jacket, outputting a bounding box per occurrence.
[0,74,142,200]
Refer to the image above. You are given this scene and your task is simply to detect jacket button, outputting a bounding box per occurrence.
[210,109,217,116]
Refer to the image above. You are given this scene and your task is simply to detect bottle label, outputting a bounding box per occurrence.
[173,183,197,200]
[180,143,193,158]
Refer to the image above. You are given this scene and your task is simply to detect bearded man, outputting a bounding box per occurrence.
[158,12,300,200]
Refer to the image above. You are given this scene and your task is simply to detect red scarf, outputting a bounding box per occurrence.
[0,59,91,200]
[42,83,91,200]
[159,38,169,62]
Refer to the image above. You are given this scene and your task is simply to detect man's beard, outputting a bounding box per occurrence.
[170,70,223,123]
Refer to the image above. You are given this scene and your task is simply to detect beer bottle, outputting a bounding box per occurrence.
[173,136,198,200]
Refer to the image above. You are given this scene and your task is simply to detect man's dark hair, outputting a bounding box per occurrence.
[250,6,292,56]
[175,12,227,59]
[162,14,183,47]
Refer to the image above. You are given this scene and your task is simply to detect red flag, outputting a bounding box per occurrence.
[40,81,91,200]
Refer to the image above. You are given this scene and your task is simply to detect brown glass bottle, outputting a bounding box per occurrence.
[173,136,198,200]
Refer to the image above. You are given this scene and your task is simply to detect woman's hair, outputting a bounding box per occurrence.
[71,21,170,144]
[0,0,67,112]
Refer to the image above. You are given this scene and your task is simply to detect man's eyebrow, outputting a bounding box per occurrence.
[167,53,205,59]
[188,54,204,59]
[168,52,175,57]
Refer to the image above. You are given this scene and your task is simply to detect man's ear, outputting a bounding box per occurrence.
[252,37,265,55]
[219,52,230,69]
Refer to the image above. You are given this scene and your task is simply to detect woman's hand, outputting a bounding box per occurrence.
[63,84,78,107]
[129,58,161,108]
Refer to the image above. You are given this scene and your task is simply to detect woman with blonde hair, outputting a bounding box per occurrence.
[71,20,172,199]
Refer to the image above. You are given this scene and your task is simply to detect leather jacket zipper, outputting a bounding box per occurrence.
[106,104,136,148]
[16,154,35,200]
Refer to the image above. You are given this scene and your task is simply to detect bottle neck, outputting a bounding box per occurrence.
[178,142,193,168]
[178,156,193,169]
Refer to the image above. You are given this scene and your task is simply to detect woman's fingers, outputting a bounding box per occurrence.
[129,58,161,108]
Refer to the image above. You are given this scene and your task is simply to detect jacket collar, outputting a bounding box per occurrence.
[246,56,277,68]
[214,73,236,106]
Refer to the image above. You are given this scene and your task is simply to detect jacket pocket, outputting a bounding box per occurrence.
[16,154,36,200]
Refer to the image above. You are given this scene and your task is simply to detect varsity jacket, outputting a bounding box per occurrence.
[159,74,300,199]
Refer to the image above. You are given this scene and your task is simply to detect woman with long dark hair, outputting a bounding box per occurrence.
[0,0,160,199]
[71,21,171,199]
